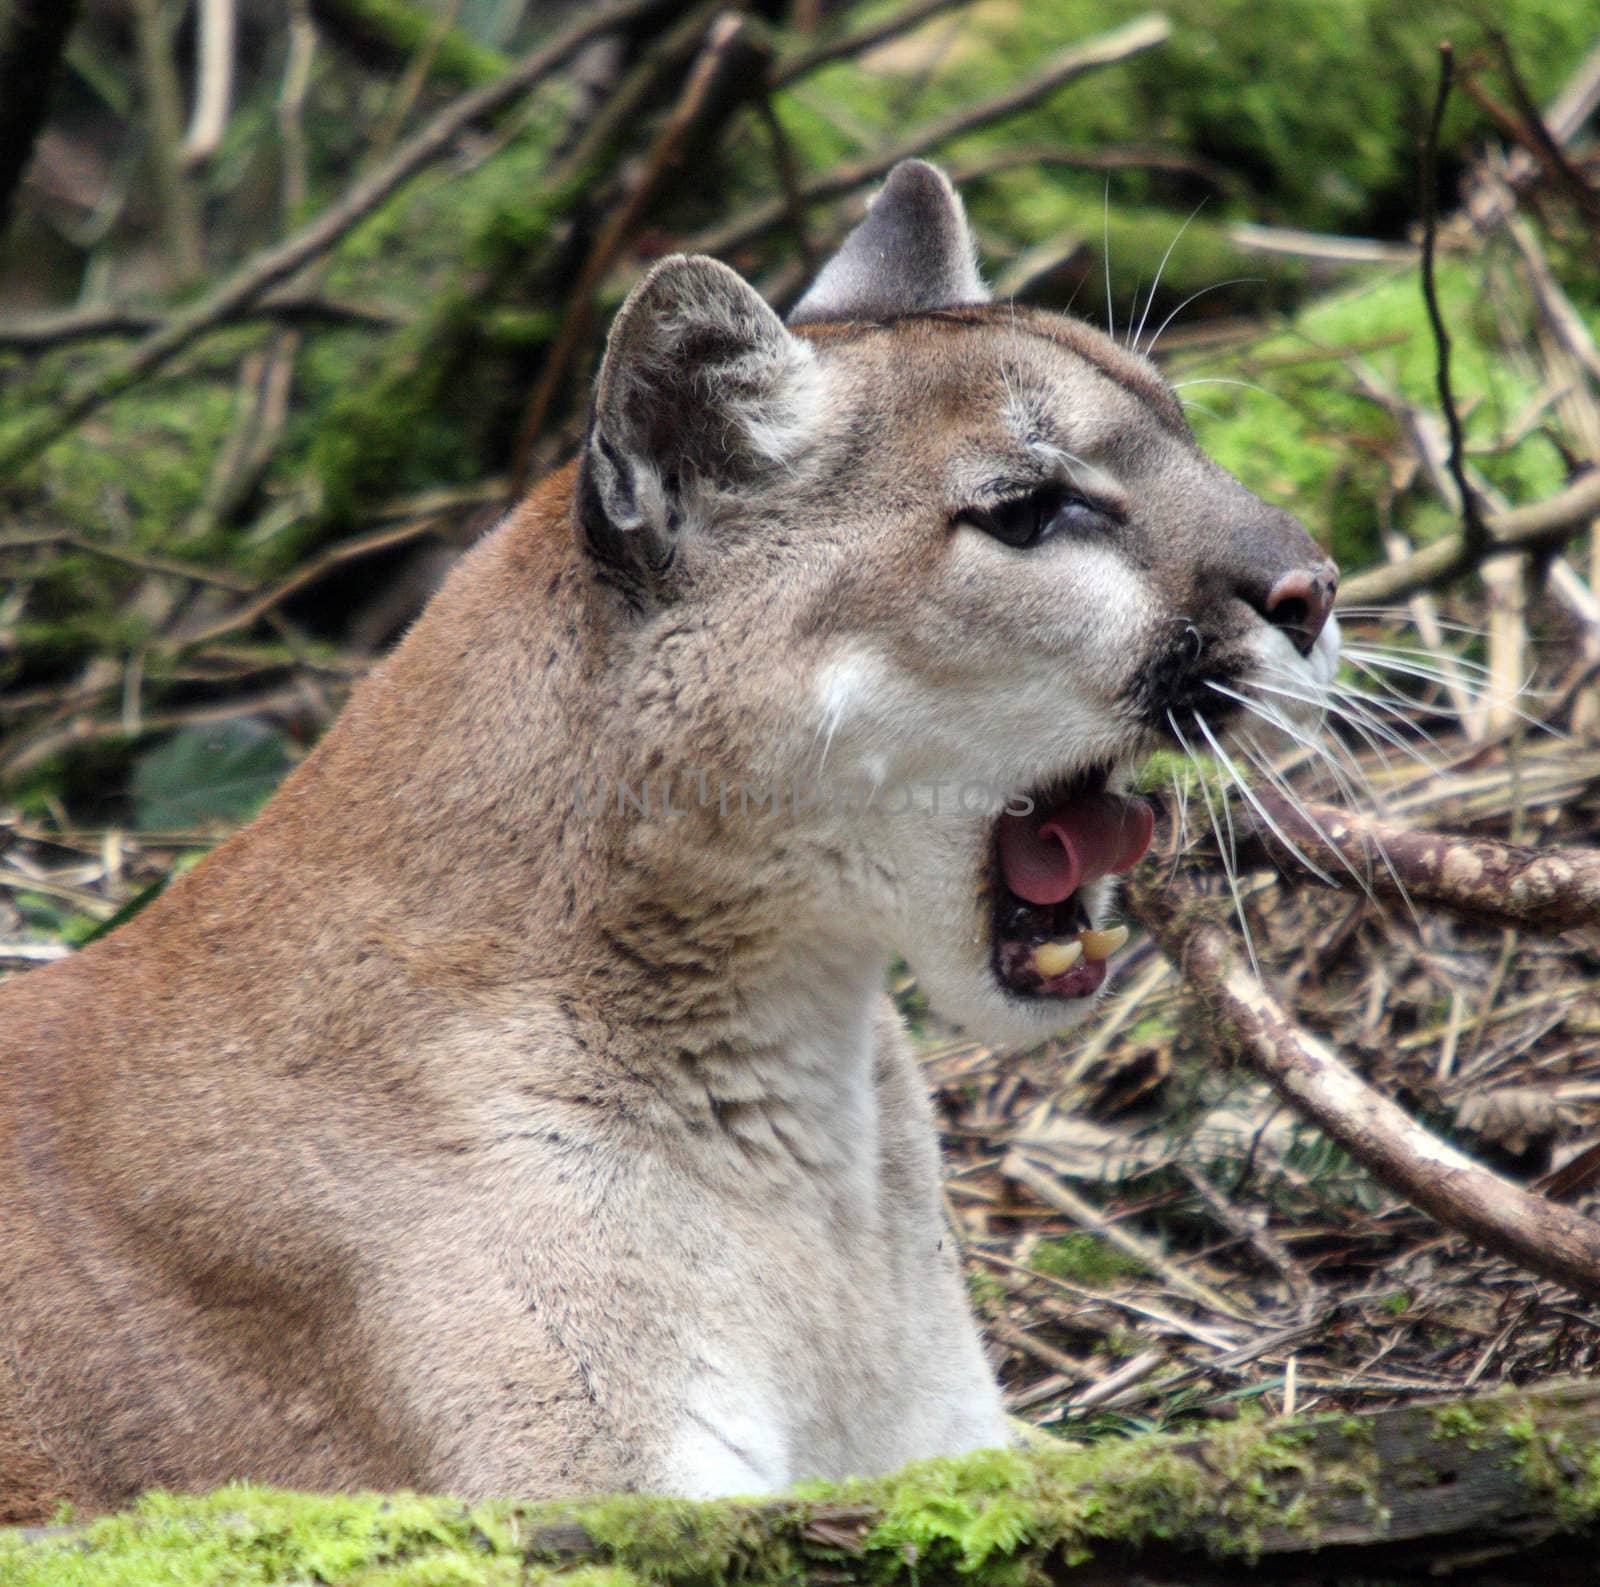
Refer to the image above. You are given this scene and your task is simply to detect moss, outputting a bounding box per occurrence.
[0,1487,508,1587]
[1499,1406,1600,1532]
[0,1423,1377,1587]
[966,1269,1009,1316]
[1432,1402,1491,1448]
[37,1393,1600,1587]
[1029,1233,1148,1287]
[1179,260,1575,570]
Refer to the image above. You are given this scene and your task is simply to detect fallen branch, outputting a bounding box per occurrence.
[1337,467,1600,606]
[1240,790,1600,932]
[1129,869,1600,1301]
[8,1382,1600,1581]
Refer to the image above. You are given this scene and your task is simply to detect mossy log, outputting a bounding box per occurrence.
[6,1381,1600,1584]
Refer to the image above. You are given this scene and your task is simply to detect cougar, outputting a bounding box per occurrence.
[0,161,1339,1518]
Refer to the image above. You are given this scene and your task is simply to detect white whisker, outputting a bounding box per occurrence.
[1102,179,1115,342]
[1192,709,1339,886]
[1169,708,1260,975]
[1132,201,1207,354]
[1205,681,1421,926]
[1235,731,1389,911]
[1171,376,1269,397]
[1138,276,1264,358]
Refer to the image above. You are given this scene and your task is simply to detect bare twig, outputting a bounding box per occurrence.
[1002,1149,1260,1325]
[1227,224,1415,265]
[368,0,468,159]
[0,532,252,591]
[181,0,238,168]
[1480,31,1600,231]
[1337,467,1600,606]
[509,11,763,486]
[1418,43,1487,561]
[771,0,972,88]
[0,292,411,351]
[174,517,450,648]
[0,0,669,476]
[1131,871,1600,1301]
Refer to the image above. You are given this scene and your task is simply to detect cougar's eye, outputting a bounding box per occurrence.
[956,487,1118,549]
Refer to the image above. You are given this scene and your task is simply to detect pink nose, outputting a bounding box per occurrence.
[1264,559,1338,656]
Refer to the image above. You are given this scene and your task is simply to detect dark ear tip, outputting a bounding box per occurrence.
[880,160,955,200]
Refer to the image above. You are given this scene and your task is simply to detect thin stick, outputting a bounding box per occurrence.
[1418,42,1488,560]
[181,0,238,168]
[509,11,759,486]
[772,0,972,88]
[1002,1149,1260,1325]
[1337,468,1600,606]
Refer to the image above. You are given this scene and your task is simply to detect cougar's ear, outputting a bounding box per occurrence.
[788,159,988,326]
[576,255,820,601]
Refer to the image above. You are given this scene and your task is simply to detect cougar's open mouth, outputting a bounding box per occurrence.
[989,766,1154,1001]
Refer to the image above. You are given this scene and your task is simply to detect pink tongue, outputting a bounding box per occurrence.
[998,794,1155,906]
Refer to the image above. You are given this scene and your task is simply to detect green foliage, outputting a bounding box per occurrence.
[914,0,1591,233]
[1179,261,1587,568]
[1029,1232,1148,1286]
[129,720,292,831]
[0,1487,507,1587]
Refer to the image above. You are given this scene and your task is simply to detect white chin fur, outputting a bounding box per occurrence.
[1307,613,1341,691]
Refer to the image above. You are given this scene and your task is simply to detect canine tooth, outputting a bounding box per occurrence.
[1034,940,1083,977]
[1079,924,1129,962]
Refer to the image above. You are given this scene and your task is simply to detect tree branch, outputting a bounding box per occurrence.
[509,10,766,486]
[771,0,973,88]
[1337,466,1600,606]
[1238,790,1600,932]
[688,14,1171,260]
[1130,869,1600,1300]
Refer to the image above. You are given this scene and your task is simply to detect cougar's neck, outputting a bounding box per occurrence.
[341,483,893,1134]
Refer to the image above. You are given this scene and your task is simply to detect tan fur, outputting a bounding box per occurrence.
[0,175,1338,1515]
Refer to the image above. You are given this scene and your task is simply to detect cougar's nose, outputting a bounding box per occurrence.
[1261,559,1338,657]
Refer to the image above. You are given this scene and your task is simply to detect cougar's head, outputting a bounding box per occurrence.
[575,161,1339,1043]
